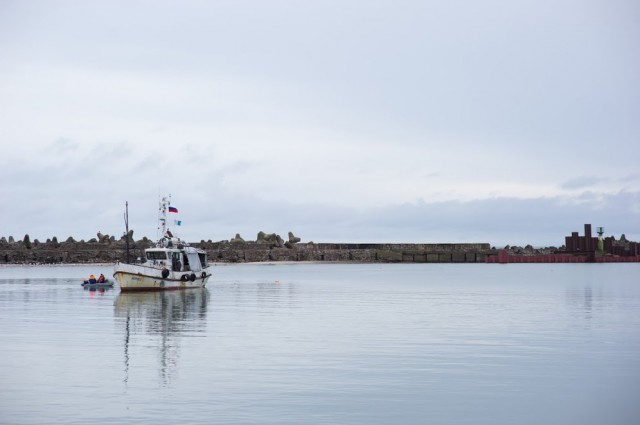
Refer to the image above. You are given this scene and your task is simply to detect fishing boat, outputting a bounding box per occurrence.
[113,196,213,292]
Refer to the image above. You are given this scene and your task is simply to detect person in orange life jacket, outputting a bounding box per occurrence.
[97,274,105,283]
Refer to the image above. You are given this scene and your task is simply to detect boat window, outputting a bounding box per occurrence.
[171,252,182,271]
[146,251,167,260]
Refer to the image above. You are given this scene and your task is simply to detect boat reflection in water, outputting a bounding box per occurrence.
[114,288,210,386]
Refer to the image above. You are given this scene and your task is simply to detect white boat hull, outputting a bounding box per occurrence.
[113,263,212,292]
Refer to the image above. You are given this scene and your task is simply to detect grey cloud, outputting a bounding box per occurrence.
[88,142,134,161]
[561,176,608,190]
[46,138,79,154]
[621,173,640,184]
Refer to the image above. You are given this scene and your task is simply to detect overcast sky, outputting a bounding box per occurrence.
[1,0,638,247]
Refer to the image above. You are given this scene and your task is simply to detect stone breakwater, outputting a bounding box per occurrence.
[0,236,150,264]
[0,236,494,264]
[202,241,494,263]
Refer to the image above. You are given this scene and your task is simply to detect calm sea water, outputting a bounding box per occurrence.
[0,263,639,425]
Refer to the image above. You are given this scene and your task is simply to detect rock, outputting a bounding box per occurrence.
[256,231,284,247]
[230,233,245,243]
[288,231,301,244]
[256,231,269,243]
[120,230,134,241]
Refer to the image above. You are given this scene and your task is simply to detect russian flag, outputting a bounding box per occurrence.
[169,206,178,213]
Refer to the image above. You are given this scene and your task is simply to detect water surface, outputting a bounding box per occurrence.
[1,263,639,424]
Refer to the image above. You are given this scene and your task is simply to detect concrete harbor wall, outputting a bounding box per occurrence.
[0,236,495,264]
[200,241,494,263]
[3,236,637,265]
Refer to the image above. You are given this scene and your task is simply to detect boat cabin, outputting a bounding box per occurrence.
[145,247,208,272]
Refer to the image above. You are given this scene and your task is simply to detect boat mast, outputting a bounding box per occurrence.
[158,194,170,240]
[124,201,130,264]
